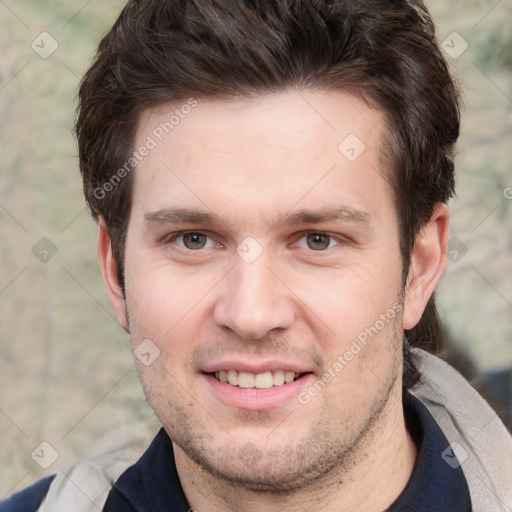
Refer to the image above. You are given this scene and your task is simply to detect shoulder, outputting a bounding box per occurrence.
[0,475,55,512]
[1,424,155,512]
[410,348,512,511]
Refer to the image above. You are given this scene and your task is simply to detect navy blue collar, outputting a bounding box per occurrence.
[387,391,472,511]
[105,391,471,511]
[105,426,190,512]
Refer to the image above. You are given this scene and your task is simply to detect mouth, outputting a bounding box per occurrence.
[203,366,316,410]
[209,369,308,389]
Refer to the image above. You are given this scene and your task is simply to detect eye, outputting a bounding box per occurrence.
[296,232,340,251]
[174,232,216,250]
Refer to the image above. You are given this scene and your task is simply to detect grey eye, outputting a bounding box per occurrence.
[182,232,208,249]
[306,233,331,250]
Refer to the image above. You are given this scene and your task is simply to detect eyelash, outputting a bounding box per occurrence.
[167,231,219,250]
[293,231,341,251]
[165,231,344,252]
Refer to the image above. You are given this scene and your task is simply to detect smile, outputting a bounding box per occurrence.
[212,370,306,389]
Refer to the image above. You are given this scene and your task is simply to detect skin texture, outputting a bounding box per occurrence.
[97,89,450,511]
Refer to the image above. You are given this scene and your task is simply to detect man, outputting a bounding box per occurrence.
[2,0,511,510]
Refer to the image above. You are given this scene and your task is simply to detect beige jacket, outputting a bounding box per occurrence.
[409,349,512,511]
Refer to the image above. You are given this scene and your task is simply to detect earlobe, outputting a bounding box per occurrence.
[97,218,128,330]
[402,203,450,330]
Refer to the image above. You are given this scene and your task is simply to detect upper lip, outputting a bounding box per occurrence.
[202,359,314,375]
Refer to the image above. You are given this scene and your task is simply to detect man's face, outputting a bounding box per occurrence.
[123,90,406,489]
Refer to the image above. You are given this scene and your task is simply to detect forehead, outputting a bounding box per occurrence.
[130,89,393,232]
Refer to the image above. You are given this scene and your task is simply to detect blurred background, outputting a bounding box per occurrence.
[0,0,511,498]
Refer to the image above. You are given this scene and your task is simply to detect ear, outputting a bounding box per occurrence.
[402,203,450,330]
[97,218,128,331]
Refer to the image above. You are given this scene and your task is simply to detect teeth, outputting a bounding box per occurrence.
[284,371,295,383]
[238,371,255,388]
[227,369,239,386]
[213,369,303,388]
[273,370,285,386]
[254,371,273,389]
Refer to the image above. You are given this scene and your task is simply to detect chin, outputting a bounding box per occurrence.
[179,441,340,493]
[169,414,361,494]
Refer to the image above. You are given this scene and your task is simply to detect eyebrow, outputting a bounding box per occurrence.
[145,208,222,225]
[144,206,372,229]
[285,207,371,226]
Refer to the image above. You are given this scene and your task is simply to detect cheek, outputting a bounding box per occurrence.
[125,256,215,338]
[293,257,403,345]
[124,257,226,392]
[126,275,202,402]
[292,256,404,396]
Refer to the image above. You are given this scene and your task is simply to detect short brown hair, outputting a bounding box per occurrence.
[76,0,460,387]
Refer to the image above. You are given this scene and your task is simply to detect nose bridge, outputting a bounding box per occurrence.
[214,254,293,340]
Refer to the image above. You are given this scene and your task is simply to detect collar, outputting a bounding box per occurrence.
[387,390,472,511]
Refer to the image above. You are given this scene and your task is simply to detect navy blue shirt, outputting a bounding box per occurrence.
[386,392,472,511]
[1,392,472,511]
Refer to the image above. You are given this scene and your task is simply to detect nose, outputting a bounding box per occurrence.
[213,256,295,340]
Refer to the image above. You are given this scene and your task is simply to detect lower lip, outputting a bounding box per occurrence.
[203,373,315,410]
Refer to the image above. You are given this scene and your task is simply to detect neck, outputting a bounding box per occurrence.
[174,386,417,512]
